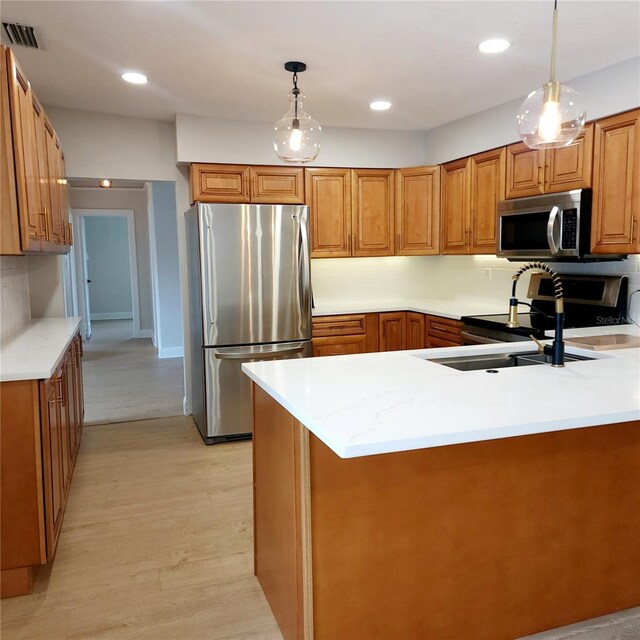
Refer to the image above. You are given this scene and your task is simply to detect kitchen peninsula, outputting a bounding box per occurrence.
[243,326,640,640]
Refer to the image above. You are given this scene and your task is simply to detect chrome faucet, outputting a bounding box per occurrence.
[507,261,565,367]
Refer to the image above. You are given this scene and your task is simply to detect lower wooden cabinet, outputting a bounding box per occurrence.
[312,314,378,356]
[406,312,426,349]
[379,312,406,351]
[1,332,83,597]
[425,315,463,347]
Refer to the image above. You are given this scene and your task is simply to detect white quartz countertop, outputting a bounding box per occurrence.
[1,317,82,382]
[243,324,640,459]
[312,298,506,320]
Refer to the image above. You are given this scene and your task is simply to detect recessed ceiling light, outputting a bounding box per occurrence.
[121,71,148,84]
[478,39,510,54]
[370,100,391,111]
[99,179,112,188]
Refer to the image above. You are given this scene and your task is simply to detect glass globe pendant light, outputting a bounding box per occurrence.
[273,61,321,163]
[516,0,586,149]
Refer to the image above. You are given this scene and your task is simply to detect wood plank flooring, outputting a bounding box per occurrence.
[83,320,184,425]
[0,416,283,640]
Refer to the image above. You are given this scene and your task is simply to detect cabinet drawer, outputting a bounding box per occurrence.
[312,314,367,337]
[189,164,250,204]
[312,335,367,357]
[427,336,461,349]
[426,315,463,345]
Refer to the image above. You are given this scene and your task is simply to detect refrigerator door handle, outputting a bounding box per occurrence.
[298,213,311,320]
[211,343,306,360]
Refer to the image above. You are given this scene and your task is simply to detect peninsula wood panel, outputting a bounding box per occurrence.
[6,47,42,252]
[506,142,545,199]
[395,166,440,255]
[351,169,394,257]
[469,147,505,254]
[305,168,351,257]
[441,157,470,254]
[406,312,426,349]
[307,421,640,640]
[544,124,594,193]
[379,312,406,351]
[189,164,250,204]
[0,46,20,254]
[591,109,640,254]
[249,166,305,204]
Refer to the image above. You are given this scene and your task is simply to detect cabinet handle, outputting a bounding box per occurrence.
[347,233,351,253]
[396,233,400,250]
[37,211,47,238]
[45,206,52,241]
[353,233,358,251]
[632,217,638,243]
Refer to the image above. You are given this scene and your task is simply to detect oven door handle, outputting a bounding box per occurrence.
[547,206,561,255]
[460,330,504,345]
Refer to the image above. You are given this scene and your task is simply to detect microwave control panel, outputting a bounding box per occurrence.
[561,208,578,249]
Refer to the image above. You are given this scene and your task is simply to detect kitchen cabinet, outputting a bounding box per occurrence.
[395,166,440,255]
[1,331,84,597]
[425,315,463,347]
[190,164,305,205]
[378,312,406,351]
[406,312,426,349]
[305,168,352,258]
[311,314,378,356]
[506,127,593,199]
[591,109,640,255]
[351,169,395,257]
[1,46,71,255]
[440,157,470,255]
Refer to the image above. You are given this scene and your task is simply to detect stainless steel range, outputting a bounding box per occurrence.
[461,273,629,345]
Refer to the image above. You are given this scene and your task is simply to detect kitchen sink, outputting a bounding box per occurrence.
[427,350,594,372]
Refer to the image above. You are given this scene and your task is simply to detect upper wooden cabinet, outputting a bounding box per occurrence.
[441,157,470,255]
[395,166,440,255]
[249,166,304,204]
[351,169,395,257]
[591,109,640,254]
[305,168,351,257]
[1,46,70,255]
[506,127,593,199]
[190,163,305,205]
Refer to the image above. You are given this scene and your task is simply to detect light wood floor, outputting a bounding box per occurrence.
[0,416,283,640]
[83,320,184,425]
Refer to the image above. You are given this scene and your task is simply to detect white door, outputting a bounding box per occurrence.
[73,216,92,340]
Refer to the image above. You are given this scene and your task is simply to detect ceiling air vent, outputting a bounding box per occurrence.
[2,23,43,49]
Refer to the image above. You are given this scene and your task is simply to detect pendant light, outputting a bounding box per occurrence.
[273,61,321,163]
[516,0,586,149]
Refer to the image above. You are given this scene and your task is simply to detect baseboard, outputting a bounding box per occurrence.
[91,312,133,320]
[159,346,184,359]
[136,329,154,339]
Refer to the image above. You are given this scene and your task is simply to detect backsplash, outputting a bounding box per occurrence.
[0,256,31,340]
[311,254,640,323]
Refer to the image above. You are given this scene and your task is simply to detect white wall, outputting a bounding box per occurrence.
[0,256,31,340]
[149,181,183,357]
[83,216,133,319]
[176,114,427,168]
[423,57,640,164]
[26,255,67,319]
[70,188,154,333]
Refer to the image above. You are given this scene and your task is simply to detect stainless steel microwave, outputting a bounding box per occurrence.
[497,189,593,261]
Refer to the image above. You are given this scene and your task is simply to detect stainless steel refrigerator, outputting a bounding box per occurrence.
[186,203,311,444]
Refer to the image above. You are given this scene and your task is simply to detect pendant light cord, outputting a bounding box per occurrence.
[549,0,558,83]
[292,71,299,119]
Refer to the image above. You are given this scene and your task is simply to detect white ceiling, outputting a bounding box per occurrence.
[2,1,639,130]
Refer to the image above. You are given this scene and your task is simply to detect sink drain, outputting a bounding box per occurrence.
[486,369,499,374]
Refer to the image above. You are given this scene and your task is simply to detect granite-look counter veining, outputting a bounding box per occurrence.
[0,317,82,382]
[243,324,640,458]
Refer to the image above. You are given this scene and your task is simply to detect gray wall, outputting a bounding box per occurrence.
[84,216,132,319]
[150,181,183,356]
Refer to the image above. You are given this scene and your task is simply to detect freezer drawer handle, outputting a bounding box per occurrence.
[213,345,305,360]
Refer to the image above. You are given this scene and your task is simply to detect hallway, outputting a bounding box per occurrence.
[82,320,184,425]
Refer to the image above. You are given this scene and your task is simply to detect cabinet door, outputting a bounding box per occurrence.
[58,151,70,245]
[65,349,78,461]
[75,335,84,428]
[305,168,351,257]
[312,335,367,357]
[40,374,64,559]
[351,169,395,257]
[544,124,593,193]
[189,163,250,204]
[44,119,64,245]
[249,166,304,204]
[395,166,440,255]
[591,109,640,254]
[406,312,426,349]
[58,358,71,493]
[0,46,20,255]
[6,48,43,251]
[469,148,505,254]
[30,95,52,243]
[505,142,544,199]
[379,312,406,351]
[441,157,470,254]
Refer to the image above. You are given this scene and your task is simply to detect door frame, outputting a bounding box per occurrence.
[70,208,142,338]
